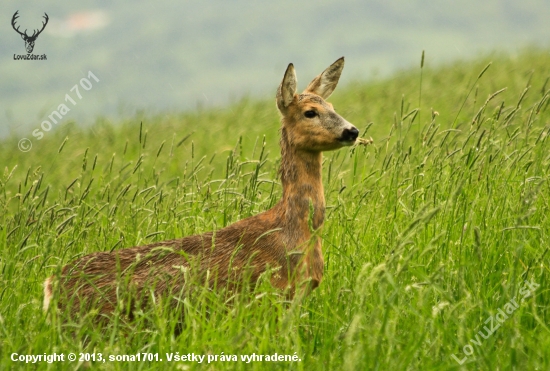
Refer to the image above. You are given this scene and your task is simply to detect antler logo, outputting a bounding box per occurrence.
[12,10,49,54]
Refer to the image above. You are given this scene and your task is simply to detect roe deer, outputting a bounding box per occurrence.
[43,57,359,318]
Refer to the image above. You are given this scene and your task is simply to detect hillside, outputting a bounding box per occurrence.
[2,0,550,138]
[1,49,549,370]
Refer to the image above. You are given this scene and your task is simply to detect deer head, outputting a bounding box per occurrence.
[276,57,359,152]
[12,11,49,54]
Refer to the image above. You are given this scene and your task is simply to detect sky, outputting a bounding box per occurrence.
[1,0,549,138]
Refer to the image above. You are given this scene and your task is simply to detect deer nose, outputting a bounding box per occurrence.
[342,127,359,142]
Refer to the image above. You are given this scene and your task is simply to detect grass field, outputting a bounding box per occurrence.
[1,49,549,370]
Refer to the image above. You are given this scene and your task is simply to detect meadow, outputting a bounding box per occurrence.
[1,49,549,370]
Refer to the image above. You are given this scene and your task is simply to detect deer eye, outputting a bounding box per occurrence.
[304,110,317,118]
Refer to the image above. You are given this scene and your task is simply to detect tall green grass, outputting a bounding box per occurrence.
[1,49,549,370]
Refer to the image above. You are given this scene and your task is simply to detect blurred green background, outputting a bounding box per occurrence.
[1,0,550,139]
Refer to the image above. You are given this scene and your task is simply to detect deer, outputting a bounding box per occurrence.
[12,11,49,54]
[43,57,359,320]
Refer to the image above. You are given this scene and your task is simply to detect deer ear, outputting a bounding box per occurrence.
[276,63,297,110]
[304,57,344,99]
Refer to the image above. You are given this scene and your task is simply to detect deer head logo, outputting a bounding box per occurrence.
[12,11,49,54]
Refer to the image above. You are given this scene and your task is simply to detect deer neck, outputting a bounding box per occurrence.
[278,127,325,241]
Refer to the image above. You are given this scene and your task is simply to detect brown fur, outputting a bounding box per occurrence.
[43,57,359,319]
